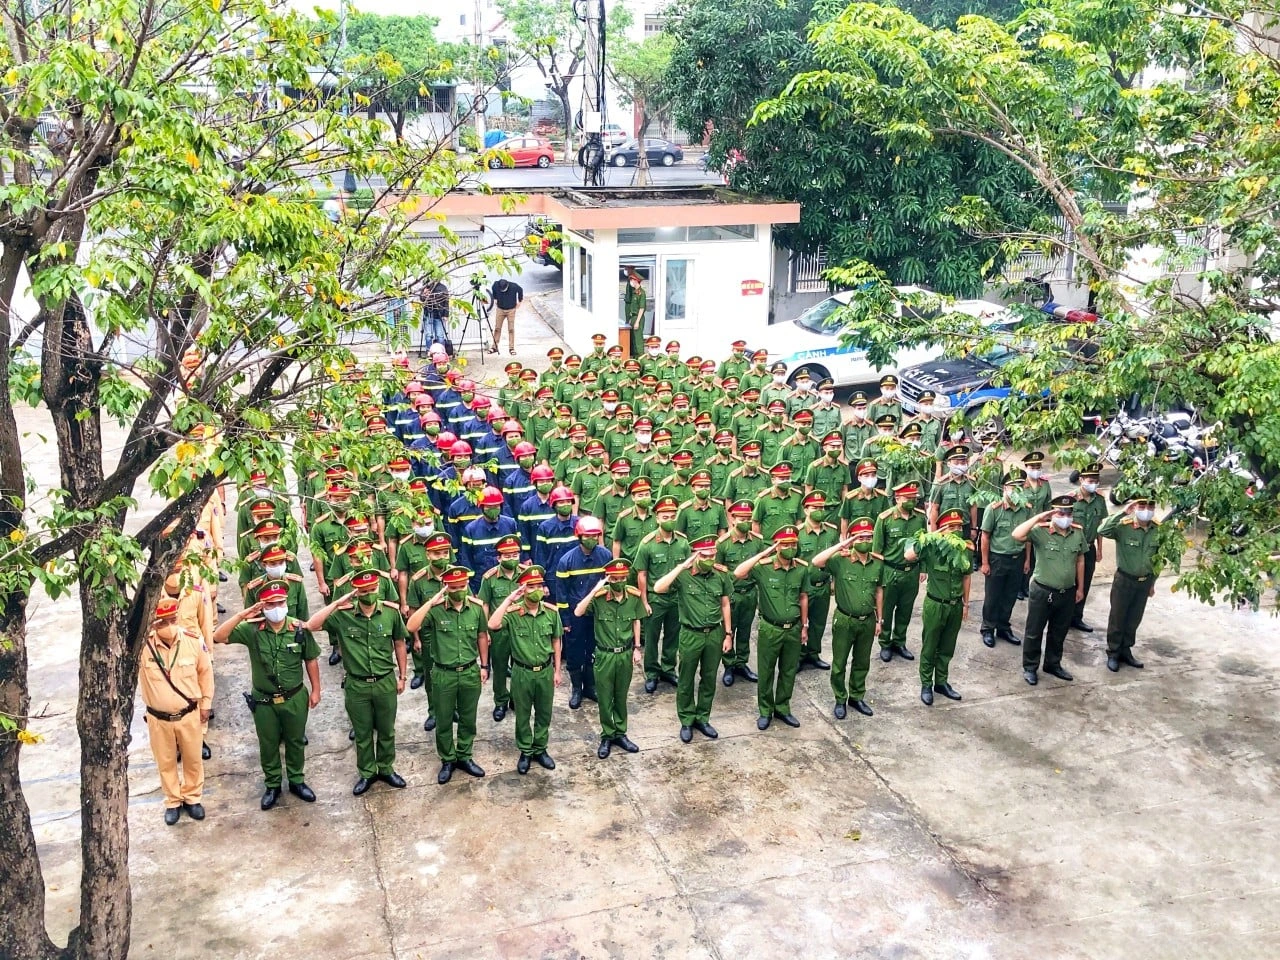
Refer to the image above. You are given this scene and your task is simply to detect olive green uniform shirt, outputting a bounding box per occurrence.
[228,619,321,695]
[1099,513,1163,577]
[981,502,1033,556]
[873,509,927,567]
[421,597,487,666]
[1071,492,1108,544]
[666,566,733,628]
[826,554,883,617]
[748,559,809,625]
[611,507,657,562]
[676,500,728,541]
[798,522,840,593]
[634,532,691,600]
[501,603,563,664]
[717,532,764,594]
[588,589,645,650]
[1027,523,1086,590]
[919,541,971,600]
[326,603,407,677]
[753,489,804,541]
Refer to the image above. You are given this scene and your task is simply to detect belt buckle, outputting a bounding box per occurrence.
[781,621,795,630]
[364,676,377,682]
[271,695,285,705]
[531,663,544,672]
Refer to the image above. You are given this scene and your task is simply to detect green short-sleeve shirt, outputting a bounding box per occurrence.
[589,588,645,650]
[1099,513,1163,577]
[753,489,803,540]
[929,477,976,519]
[422,597,487,667]
[716,533,764,593]
[1071,492,1108,544]
[748,559,808,625]
[798,523,840,591]
[634,532,691,595]
[826,554,883,617]
[873,509,927,567]
[1027,523,1086,590]
[228,618,321,695]
[676,501,727,542]
[612,508,658,562]
[667,566,732,628]
[920,541,971,601]
[981,502,1032,556]
[502,603,563,665]
[326,604,407,677]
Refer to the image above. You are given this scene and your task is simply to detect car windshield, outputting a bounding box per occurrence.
[793,297,847,334]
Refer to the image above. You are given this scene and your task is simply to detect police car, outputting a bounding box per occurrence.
[758,286,1012,388]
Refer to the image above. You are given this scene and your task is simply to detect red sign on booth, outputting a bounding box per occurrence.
[741,279,764,296]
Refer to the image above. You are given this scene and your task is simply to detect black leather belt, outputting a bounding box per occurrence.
[146,704,197,722]
[926,594,963,606]
[513,657,553,672]
[836,607,874,621]
[596,645,631,654]
[1118,570,1151,582]
[682,624,719,632]
[1032,580,1072,593]
[355,671,393,683]
[885,562,917,571]
[251,683,305,705]
[436,660,477,672]
[762,617,798,630]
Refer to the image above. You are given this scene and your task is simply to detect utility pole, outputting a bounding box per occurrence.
[580,0,605,185]
[473,0,486,147]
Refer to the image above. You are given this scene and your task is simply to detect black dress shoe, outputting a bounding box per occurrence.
[1016,590,1029,601]
[774,712,800,728]
[920,685,934,706]
[807,656,831,670]
[352,777,372,796]
[379,771,407,789]
[852,699,874,716]
[1023,669,1038,686]
[879,647,893,663]
[183,802,205,821]
[679,725,693,743]
[756,715,771,731]
[517,754,531,775]
[1119,651,1144,669]
[582,687,598,703]
[261,787,282,810]
[410,675,424,690]
[568,688,583,710]
[1106,655,1120,672]
[1044,665,1074,681]
[288,782,316,802]
[834,702,847,720]
[164,807,180,826]
[981,631,996,648]
[598,739,612,759]
[303,735,309,746]
[348,728,356,741]
[328,649,342,666]
[216,602,226,615]
[218,570,229,583]
[1070,620,1094,633]
[456,759,485,778]
[722,669,735,687]
[493,704,507,722]
[893,646,914,661]
[423,715,436,732]
[737,665,758,682]
[614,735,639,753]
[535,752,556,770]
[643,678,658,694]
[693,720,718,739]
[998,630,1022,646]
[933,684,961,701]
[201,741,211,760]
[437,762,455,784]
[660,671,680,687]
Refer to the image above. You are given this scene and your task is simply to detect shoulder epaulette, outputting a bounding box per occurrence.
[411,568,436,582]
[877,507,896,519]
[871,552,885,560]
[794,557,810,567]
[245,575,264,589]
[334,572,353,586]
[638,530,659,545]
[625,585,643,598]
[285,572,304,582]
[713,563,729,572]
[244,549,262,563]
[380,600,399,609]
[541,601,559,613]
[466,595,484,606]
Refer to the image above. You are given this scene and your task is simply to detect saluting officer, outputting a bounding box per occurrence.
[576,558,645,758]
[476,534,524,722]
[813,519,883,719]
[797,491,837,670]
[634,496,690,693]
[243,544,309,620]
[1099,494,1166,673]
[215,581,322,810]
[907,508,971,706]
[717,501,763,687]
[306,572,409,796]
[1012,494,1087,686]
[1070,462,1108,632]
[979,468,1032,648]
[407,566,490,784]
[873,481,927,662]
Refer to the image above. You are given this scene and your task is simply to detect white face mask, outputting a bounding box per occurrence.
[918,405,933,416]
[881,388,897,400]
[860,476,878,489]
[1081,481,1098,494]
[1028,468,1044,480]
[1052,514,1073,530]
[263,605,288,624]
[797,380,813,391]
[264,563,286,578]
[391,471,410,483]
[819,391,834,403]
[949,430,964,441]
[907,439,920,448]
[413,524,434,539]
[603,402,618,413]
[1135,508,1154,523]
[949,463,967,476]
[772,374,786,385]
[877,429,893,437]
[254,486,271,499]
[647,347,659,356]
[852,408,867,420]
[635,433,652,445]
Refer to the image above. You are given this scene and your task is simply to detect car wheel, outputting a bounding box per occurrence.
[536,155,551,168]
[613,154,628,167]
[488,157,502,169]
[970,412,1007,447]
[787,365,828,389]
[662,153,675,167]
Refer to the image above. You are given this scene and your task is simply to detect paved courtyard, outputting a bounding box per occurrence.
[14,307,1280,959]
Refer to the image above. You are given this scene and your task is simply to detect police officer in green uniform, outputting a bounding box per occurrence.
[868,375,903,428]
[841,459,889,538]
[805,432,849,506]
[395,512,441,689]
[717,501,763,686]
[842,392,876,464]
[928,444,978,542]
[733,526,809,730]
[307,571,409,795]
[575,558,644,758]
[310,483,354,614]
[215,580,322,810]
[477,534,524,722]
[753,461,803,541]
[721,440,770,504]
[796,491,837,669]
[717,339,750,382]
[1099,494,1166,673]
[654,536,734,743]
[1070,461,1108,632]
[676,470,728,542]
[779,409,821,477]
[703,432,739,499]
[611,478,657,563]
[487,566,563,774]
[634,496,690,692]
[1019,450,1054,599]
[594,459,634,536]
[813,519,883,719]
[979,468,1032,647]
[907,509,971,706]
[243,544,309,620]
[1012,494,1086,686]
[404,532,452,731]
[873,481,927,662]
[810,378,843,440]
[407,566,490,784]
[754,400,791,466]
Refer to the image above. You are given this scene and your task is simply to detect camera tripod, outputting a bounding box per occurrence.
[455,287,497,366]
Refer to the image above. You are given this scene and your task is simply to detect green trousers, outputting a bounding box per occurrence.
[490,629,513,709]
[725,591,757,668]
[594,649,633,740]
[756,619,802,717]
[412,634,435,721]
[431,664,481,762]
[1106,572,1151,656]
[643,597,680,680]
[344,672,398,778]
[919,596,963,687]
[251,687,309,787]
[831,611,876,703]
[880,566,920,650]
[676,626,722,725]
[511,663,554,756]
[805,587,831,659]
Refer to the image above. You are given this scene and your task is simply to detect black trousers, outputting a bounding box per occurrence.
[1023,581,1074,671]
[981,552,1023,634]
[1073,545,1097,622]
[1106,571,1152,656]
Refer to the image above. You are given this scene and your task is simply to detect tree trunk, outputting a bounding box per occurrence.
[0,597,61,960]
[557,89,574,162]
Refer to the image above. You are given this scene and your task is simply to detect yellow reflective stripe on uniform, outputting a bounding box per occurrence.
[555,566,606,578]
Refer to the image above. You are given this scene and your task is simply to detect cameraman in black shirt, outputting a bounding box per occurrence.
[489,278,523,355]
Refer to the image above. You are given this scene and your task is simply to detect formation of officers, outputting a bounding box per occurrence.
[140,334,1169,821]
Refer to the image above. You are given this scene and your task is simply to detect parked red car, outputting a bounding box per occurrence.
[488,135,555,169]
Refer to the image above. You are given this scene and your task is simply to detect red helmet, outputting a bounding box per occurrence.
[514,441,537,458]
[548,485,575,506]
[472,394,492,410]
[461,467,487,485]
[420,410,443,425]
[478,486,505,508]
[575,516,604,537]
[503,420,524,436]
[487,406,507,423]
[531,464,556,482]
[436,431,457,451]
[456,378,475,392]
[450,440,473,457]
